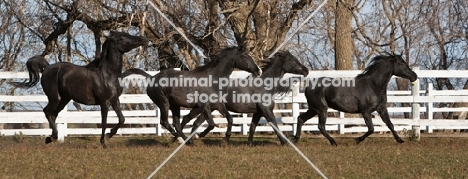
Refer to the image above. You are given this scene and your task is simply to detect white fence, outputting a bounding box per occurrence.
[1,69,468,142]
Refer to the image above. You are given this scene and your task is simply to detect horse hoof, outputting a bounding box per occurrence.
[105,133,112,139]
[189,139,196,145]
[293,137,300,143]
[45,137,53,144]
[223,137,230,143]
[176,137,184,144]
[354,137,362,144]
[194,134,200,140]
[397,138,405,143]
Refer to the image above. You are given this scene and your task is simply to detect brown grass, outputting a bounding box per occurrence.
[0,133,467,179]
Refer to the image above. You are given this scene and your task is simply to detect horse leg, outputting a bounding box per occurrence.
[181,108,203,129]
[198,105,215,138]
[170,105,187,141]
[247,113,262,145]
[160,108,178,140]
[294,109,318,143]
[191,114,205,138]
[355,112,375,144]
[219,107,233,143]
[378,108,404,143]
[44,98,70,144]
[264,109,287,145]
[317,111,337,146]
[108,99,125,138]
[99,104,110,148]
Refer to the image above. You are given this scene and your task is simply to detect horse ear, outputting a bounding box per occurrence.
[103,31,112,39]
[107,31,122,39]
[237,44,253,52]
[381,51,392,56]
[237,45,243,51]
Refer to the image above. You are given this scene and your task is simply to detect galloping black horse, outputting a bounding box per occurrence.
[12,31,148,147]
[294,54,418,145]
[122,47,262,143]
[181,51,309,145]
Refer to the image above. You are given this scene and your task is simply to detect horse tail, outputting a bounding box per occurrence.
[10,55,49,88]
[121,68,152,78]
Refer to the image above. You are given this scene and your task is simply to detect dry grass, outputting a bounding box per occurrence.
[0,133,467,179]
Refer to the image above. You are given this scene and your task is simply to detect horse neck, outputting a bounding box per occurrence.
[206,59,235,78]
[100,43,123,76]
[360,68,393,94]
[261,62,288,94]
[260,65,285,80]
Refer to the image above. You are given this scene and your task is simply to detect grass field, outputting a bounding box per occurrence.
[0,133,467,179]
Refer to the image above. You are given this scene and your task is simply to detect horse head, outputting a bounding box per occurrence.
[390,54,418,82]
[107,31,149,53]
[275,51,309,77]
[230,47,262,77]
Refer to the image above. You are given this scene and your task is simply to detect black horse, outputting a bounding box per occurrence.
[294,54,418,145]
[12,31,148,148]
[181,51,309,145]
[122,47,262,143]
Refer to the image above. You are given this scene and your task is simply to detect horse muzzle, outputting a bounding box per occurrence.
[255,68,263,77]
[301,69,309,77]
[409,72,418,82]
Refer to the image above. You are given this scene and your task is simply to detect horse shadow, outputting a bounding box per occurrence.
[197,137,279,147]
[125,138,171,147]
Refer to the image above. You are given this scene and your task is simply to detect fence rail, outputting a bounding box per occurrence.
[1,70,468,142]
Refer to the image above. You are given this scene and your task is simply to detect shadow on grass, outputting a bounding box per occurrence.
[197,137,280,147]
[76,137,95,141]
[125,138,171,147]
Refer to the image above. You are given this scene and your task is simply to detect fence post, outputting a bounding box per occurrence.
[56,103,68,143]
[411,125,420,141]
[411,67,420,141]
[292,83,300,135]
[426,83,433,133]
[338,112,345,134]
[155,109,163,136]
[242,113,248,136]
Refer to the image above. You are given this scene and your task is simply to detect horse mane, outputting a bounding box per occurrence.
[85,37,113,69]
[260,57,277,72]
[260,51,290,72]
[356,55,395,79]
[85,57,102,68]
[266,52,294,95]
[191,57,221,72]
[191,46,238,72]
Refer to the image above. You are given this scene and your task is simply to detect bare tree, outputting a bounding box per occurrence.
[334,0,355,70]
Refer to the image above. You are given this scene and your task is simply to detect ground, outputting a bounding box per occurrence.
[0,133,467,178]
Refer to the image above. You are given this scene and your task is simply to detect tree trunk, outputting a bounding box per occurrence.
[334,0,354,70]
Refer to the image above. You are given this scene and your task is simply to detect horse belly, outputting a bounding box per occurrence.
[328,102,359,113]
[326,94,360,113]
[225,102,256,113]
[59,72,98,105]
[170,94,199,108]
